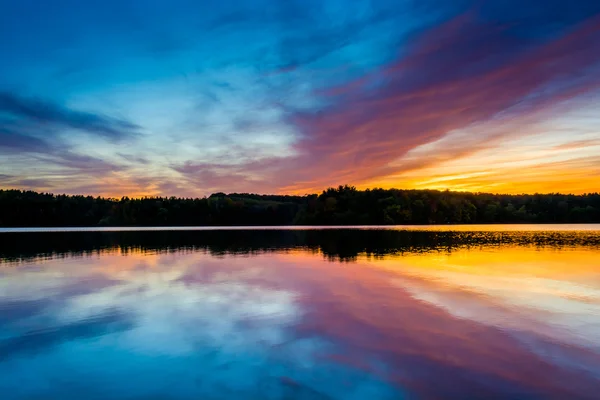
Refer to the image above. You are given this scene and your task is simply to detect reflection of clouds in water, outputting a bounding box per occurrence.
[396,278,600,377]
[0,265,124,337]
[270,251,600,398]
[0,252,355,399]
[4,246,599,399]
[0,308,133,360]
[3,252,303,356]
[113,278,298,356]
[397,275,600,343]
[375,252,600,380]
[0,298,49,329]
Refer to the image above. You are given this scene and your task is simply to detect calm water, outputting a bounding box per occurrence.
[1,227,600,399]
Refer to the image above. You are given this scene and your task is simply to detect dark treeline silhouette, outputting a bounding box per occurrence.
[1,229,599,264]
[1,185,599,227]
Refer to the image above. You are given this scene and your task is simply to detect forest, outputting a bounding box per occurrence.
[1,186,599,227]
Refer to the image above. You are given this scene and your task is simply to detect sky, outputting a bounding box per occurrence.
[1,0,600,197]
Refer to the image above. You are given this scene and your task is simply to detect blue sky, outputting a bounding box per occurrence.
[1,0,600,196]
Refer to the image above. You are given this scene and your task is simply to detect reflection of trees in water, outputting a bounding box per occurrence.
[1,229,599,264]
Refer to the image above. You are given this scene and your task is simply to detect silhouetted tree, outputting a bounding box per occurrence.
[0,188,598,227]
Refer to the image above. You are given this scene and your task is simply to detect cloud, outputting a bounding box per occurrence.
[35,174,163,198]
[45,152,123,173]
[0,125,53,153]
[265,9,600,192]
[268,7,390,74]
[552,139,600,151]
[0,91,139,141]
[0,117,125,178]
[0,91,135,192]
[117,153,150,165]
[171,160,280,195]
[0,133,123,176]
[167,2,600,195]
[5,178,53,188]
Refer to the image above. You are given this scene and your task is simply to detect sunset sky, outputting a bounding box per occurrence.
[1,0,599,197]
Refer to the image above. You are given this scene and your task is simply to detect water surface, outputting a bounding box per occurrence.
[1,228,600,399]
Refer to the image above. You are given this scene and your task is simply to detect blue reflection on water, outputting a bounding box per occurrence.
[1,231,600,399]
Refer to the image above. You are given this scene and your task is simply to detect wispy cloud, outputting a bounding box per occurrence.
[268,10,600,192]
[0,92,140,141]
[552,139,600,151]
[0,124,123,174]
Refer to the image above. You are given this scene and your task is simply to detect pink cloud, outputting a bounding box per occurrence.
[171,13,600,195]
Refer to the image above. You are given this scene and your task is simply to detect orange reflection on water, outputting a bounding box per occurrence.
[373,247,600,296]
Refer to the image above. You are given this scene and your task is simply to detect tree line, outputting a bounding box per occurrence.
[1,185,599,226]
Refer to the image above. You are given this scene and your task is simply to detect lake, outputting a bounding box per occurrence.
[1,226,600,399]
